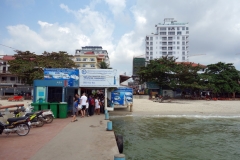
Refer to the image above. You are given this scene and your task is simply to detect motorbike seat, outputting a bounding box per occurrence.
[7,117,27,123]
[25,113,34,116]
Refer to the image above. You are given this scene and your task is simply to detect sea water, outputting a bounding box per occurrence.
[111,115,240,160]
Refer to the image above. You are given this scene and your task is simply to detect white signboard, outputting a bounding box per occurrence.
[79,69,119,87]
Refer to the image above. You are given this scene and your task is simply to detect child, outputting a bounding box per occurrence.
[71,98,78,122]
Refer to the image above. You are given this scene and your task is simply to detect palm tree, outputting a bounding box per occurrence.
[97,61,111,69]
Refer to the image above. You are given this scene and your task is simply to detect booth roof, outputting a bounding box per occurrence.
[120,75,131,83]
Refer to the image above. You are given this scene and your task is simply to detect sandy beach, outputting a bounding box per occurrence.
[1,99,240,116]
[0,100,32,112]
[113,99,240,117]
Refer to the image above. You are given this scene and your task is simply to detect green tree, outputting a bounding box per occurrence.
[97,61,111,69]
[137,56,177,88]
[137,56,205,91]
[8,50,76,85]
[203,62,240,97]
[174,62,205,91]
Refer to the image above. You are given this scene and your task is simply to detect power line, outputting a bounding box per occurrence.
[0,43,19,51]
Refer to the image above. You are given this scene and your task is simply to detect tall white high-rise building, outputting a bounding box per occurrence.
[145,18,189,62]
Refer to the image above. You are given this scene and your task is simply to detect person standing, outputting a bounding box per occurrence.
[95,96,100,115]
[80,93,88,117]
[71,98,78,122]
[88,95,95,116]
[75,93,80,116]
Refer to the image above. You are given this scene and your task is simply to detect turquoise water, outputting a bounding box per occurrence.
[111,116,240,160]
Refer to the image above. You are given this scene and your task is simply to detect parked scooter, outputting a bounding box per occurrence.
[25,104,54,124]
[0,112,31,136]
[13,107,45,127]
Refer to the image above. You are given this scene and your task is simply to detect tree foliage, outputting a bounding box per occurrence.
[202,62,240,94]
[137,57,240,95]
[97,61,111,69]
[8,50,76,85]
[138,56,206,91]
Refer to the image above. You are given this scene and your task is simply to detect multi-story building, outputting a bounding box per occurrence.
[73,46,110,69]
[0,55,32,96]
[145,18,189,62]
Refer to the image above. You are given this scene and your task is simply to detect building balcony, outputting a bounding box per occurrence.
[0,70,11,74]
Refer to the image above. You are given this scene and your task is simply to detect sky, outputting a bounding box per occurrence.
[1,0,240,76]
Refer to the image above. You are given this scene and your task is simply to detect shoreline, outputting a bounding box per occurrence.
[110,99,240,117]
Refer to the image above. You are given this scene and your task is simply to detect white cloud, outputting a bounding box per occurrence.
[104,0,126,16]
[58,27,70,34]
[38,21,53,28]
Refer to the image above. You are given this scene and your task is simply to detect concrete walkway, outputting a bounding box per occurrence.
[30,115,119,160]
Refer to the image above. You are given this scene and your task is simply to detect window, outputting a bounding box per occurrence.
[168,42,173,45]
[146,37,149,40]
[162,47,167,50]
[182,37,185,40]
[182,47,185,50]
[150,57,153,60]
[83,64,86,67]
[186,27,189,30]
[162,52,167,55]
[168,52,172,55]
[182,51,185,55]
[77,64,81,67]
[160,27,166,30]
[182,27,185,30]
[83,58,87,61]
[168,47,173,50]
[150,42,153,45]
[182,57,185,60]
[91,64,95,67]
[168,37,173,40]
[182,42,185,45]
[177,46,180,49]
[150,47,153,50]
[168,32,175,35]
[162,37,167,40]
[150,37,153,40]
[160,32,166,35]
[177,31,182,35]
[186,31,189,34]
[146,57,149,60]
[177,41,180,44]
[76,58,81,61]
[146,42,149,45]
[146,52,149,55]
[162,42,167,45]
[177,36,180,40]
[146,47,149,50]
[177,27,180,30]
[90,58,95,61]
[10,77,15,81]
[150,52,153,55]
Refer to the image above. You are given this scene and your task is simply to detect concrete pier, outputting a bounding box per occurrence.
[23,115,119,160]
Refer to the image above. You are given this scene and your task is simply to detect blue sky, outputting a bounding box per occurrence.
[1,0,240,75]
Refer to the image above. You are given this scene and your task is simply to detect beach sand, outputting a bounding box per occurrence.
[1,99,240,116]
[0,100,32,111]
[112,99,240,116]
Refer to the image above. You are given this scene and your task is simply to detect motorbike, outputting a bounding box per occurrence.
[0,112,31,136]
[13,107,45,127]
[25,104,54,124]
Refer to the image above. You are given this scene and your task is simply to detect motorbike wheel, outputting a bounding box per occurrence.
[36,118,44,127]
[16,123,30,136]
[45,115,54,123]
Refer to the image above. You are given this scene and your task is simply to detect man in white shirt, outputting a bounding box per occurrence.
[80,93,88,117]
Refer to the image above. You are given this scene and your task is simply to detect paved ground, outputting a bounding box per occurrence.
[0,118,70,160]
[0,115,119,160]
